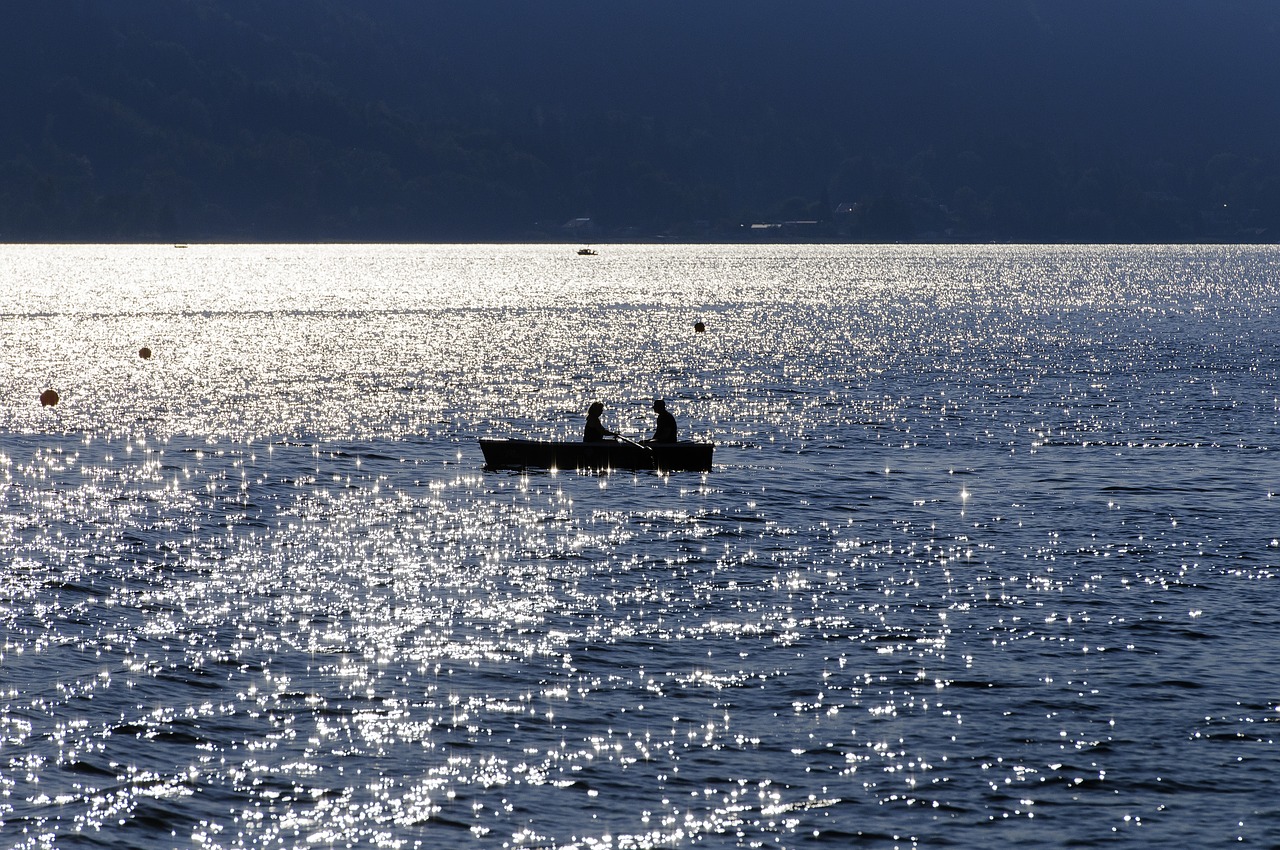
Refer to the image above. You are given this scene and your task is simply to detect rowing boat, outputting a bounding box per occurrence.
[480,439,713,472]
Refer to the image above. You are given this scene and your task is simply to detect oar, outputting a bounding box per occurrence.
[615,434,653,453]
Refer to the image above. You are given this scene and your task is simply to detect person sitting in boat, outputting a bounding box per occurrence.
[583,401,619,442]
[647,399,677,443]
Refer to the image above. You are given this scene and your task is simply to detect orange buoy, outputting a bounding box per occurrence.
[40,388,60,407]
[139,346,152,359]
[694,320,706,333]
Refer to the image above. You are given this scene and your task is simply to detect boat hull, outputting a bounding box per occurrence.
[480,439,713,472]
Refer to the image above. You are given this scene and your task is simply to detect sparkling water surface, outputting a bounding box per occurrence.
[2,244,1278,848]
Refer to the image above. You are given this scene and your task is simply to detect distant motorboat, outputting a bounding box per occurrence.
[577,247,598,256]
[480,438,712,472]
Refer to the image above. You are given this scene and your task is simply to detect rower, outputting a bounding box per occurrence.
[583,402,619,442]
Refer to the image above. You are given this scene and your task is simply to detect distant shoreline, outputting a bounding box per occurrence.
[3,237,1275,247]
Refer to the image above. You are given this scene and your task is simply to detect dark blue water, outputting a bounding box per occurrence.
[1,244,1278,848]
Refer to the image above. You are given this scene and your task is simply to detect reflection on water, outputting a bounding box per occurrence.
[1,244,1279,848]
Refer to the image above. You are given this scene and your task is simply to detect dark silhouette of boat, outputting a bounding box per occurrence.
[577,247,598,255]
[480,439,712,472]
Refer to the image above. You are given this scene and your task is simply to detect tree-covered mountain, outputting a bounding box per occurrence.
[2,1,1278,242]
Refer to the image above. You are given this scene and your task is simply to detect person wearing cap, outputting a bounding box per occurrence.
[649,399,677,443]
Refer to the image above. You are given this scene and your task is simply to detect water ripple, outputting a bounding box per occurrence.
[1,244,1278,848]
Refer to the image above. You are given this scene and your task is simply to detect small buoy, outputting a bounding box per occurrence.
[139,346,152,359]
[694,321,706,333]
[40,388,60,407]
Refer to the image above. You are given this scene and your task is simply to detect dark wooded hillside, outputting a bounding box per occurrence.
[2,1,1277,242]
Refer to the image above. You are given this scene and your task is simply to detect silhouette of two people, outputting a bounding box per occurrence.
[582,399,678,443]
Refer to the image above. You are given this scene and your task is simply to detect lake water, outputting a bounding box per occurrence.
[1,243,1278,849]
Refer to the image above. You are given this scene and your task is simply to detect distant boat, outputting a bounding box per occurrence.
[480,438,712,472]
[577,247,598,256]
